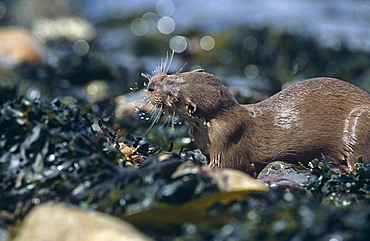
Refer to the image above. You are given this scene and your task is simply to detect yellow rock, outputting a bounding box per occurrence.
[172,162,267,192]
[15,203,153,241]
[0,27,45,68]
[123,164,267,232]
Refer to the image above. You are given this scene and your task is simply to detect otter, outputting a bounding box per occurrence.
[146,68,370,176]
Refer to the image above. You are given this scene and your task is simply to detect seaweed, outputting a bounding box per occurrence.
[0,97,106,225]
[0,97,238,230]
[1,97,370,241]
[307,156,370,206]
[165,190,370,241]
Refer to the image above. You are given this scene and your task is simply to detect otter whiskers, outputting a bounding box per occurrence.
[151,51,174,79]
[142,103,163,136]
[162,111,177,138]
[142,51,176,136]
[142,102,177,137]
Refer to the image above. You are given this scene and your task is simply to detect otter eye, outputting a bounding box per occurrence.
[147,82,155,92]
[185,101,196,115]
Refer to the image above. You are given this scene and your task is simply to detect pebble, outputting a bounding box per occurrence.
[0,27,46,68]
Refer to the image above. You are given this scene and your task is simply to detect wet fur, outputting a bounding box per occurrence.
[146,65,370,175]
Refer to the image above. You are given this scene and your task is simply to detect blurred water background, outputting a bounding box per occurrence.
[2,0,370,88]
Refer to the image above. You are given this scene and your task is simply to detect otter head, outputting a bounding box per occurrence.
[147,69,239,125]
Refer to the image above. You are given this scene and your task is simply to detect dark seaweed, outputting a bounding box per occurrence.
[0,97,369,241]
[0,97,216,229]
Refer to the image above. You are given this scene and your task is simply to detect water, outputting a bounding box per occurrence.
[77,0,370,52]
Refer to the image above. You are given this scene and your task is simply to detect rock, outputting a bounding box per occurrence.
[115,90,151,118]
[172,162,268,192]
[14,203,153,241]
[0,228,9,241]
[122,163,267,232]
[257,161,315,191]
[0,27,45,68]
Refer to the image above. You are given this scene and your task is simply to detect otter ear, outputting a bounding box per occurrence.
[191,69,204,73]
[185,99,197,115]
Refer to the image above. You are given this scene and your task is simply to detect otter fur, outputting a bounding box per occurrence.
[147,67,370,175]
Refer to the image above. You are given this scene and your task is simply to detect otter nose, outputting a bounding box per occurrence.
[147,82,156,92]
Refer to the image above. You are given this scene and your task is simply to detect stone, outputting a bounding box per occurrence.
[257,161,315,190]
[0,27,45,68]
[15,203,153,241]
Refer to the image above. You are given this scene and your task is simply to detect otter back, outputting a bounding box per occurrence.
[245,77,370,174]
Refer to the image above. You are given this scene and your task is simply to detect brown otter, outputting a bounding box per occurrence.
[146,67,370,176]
